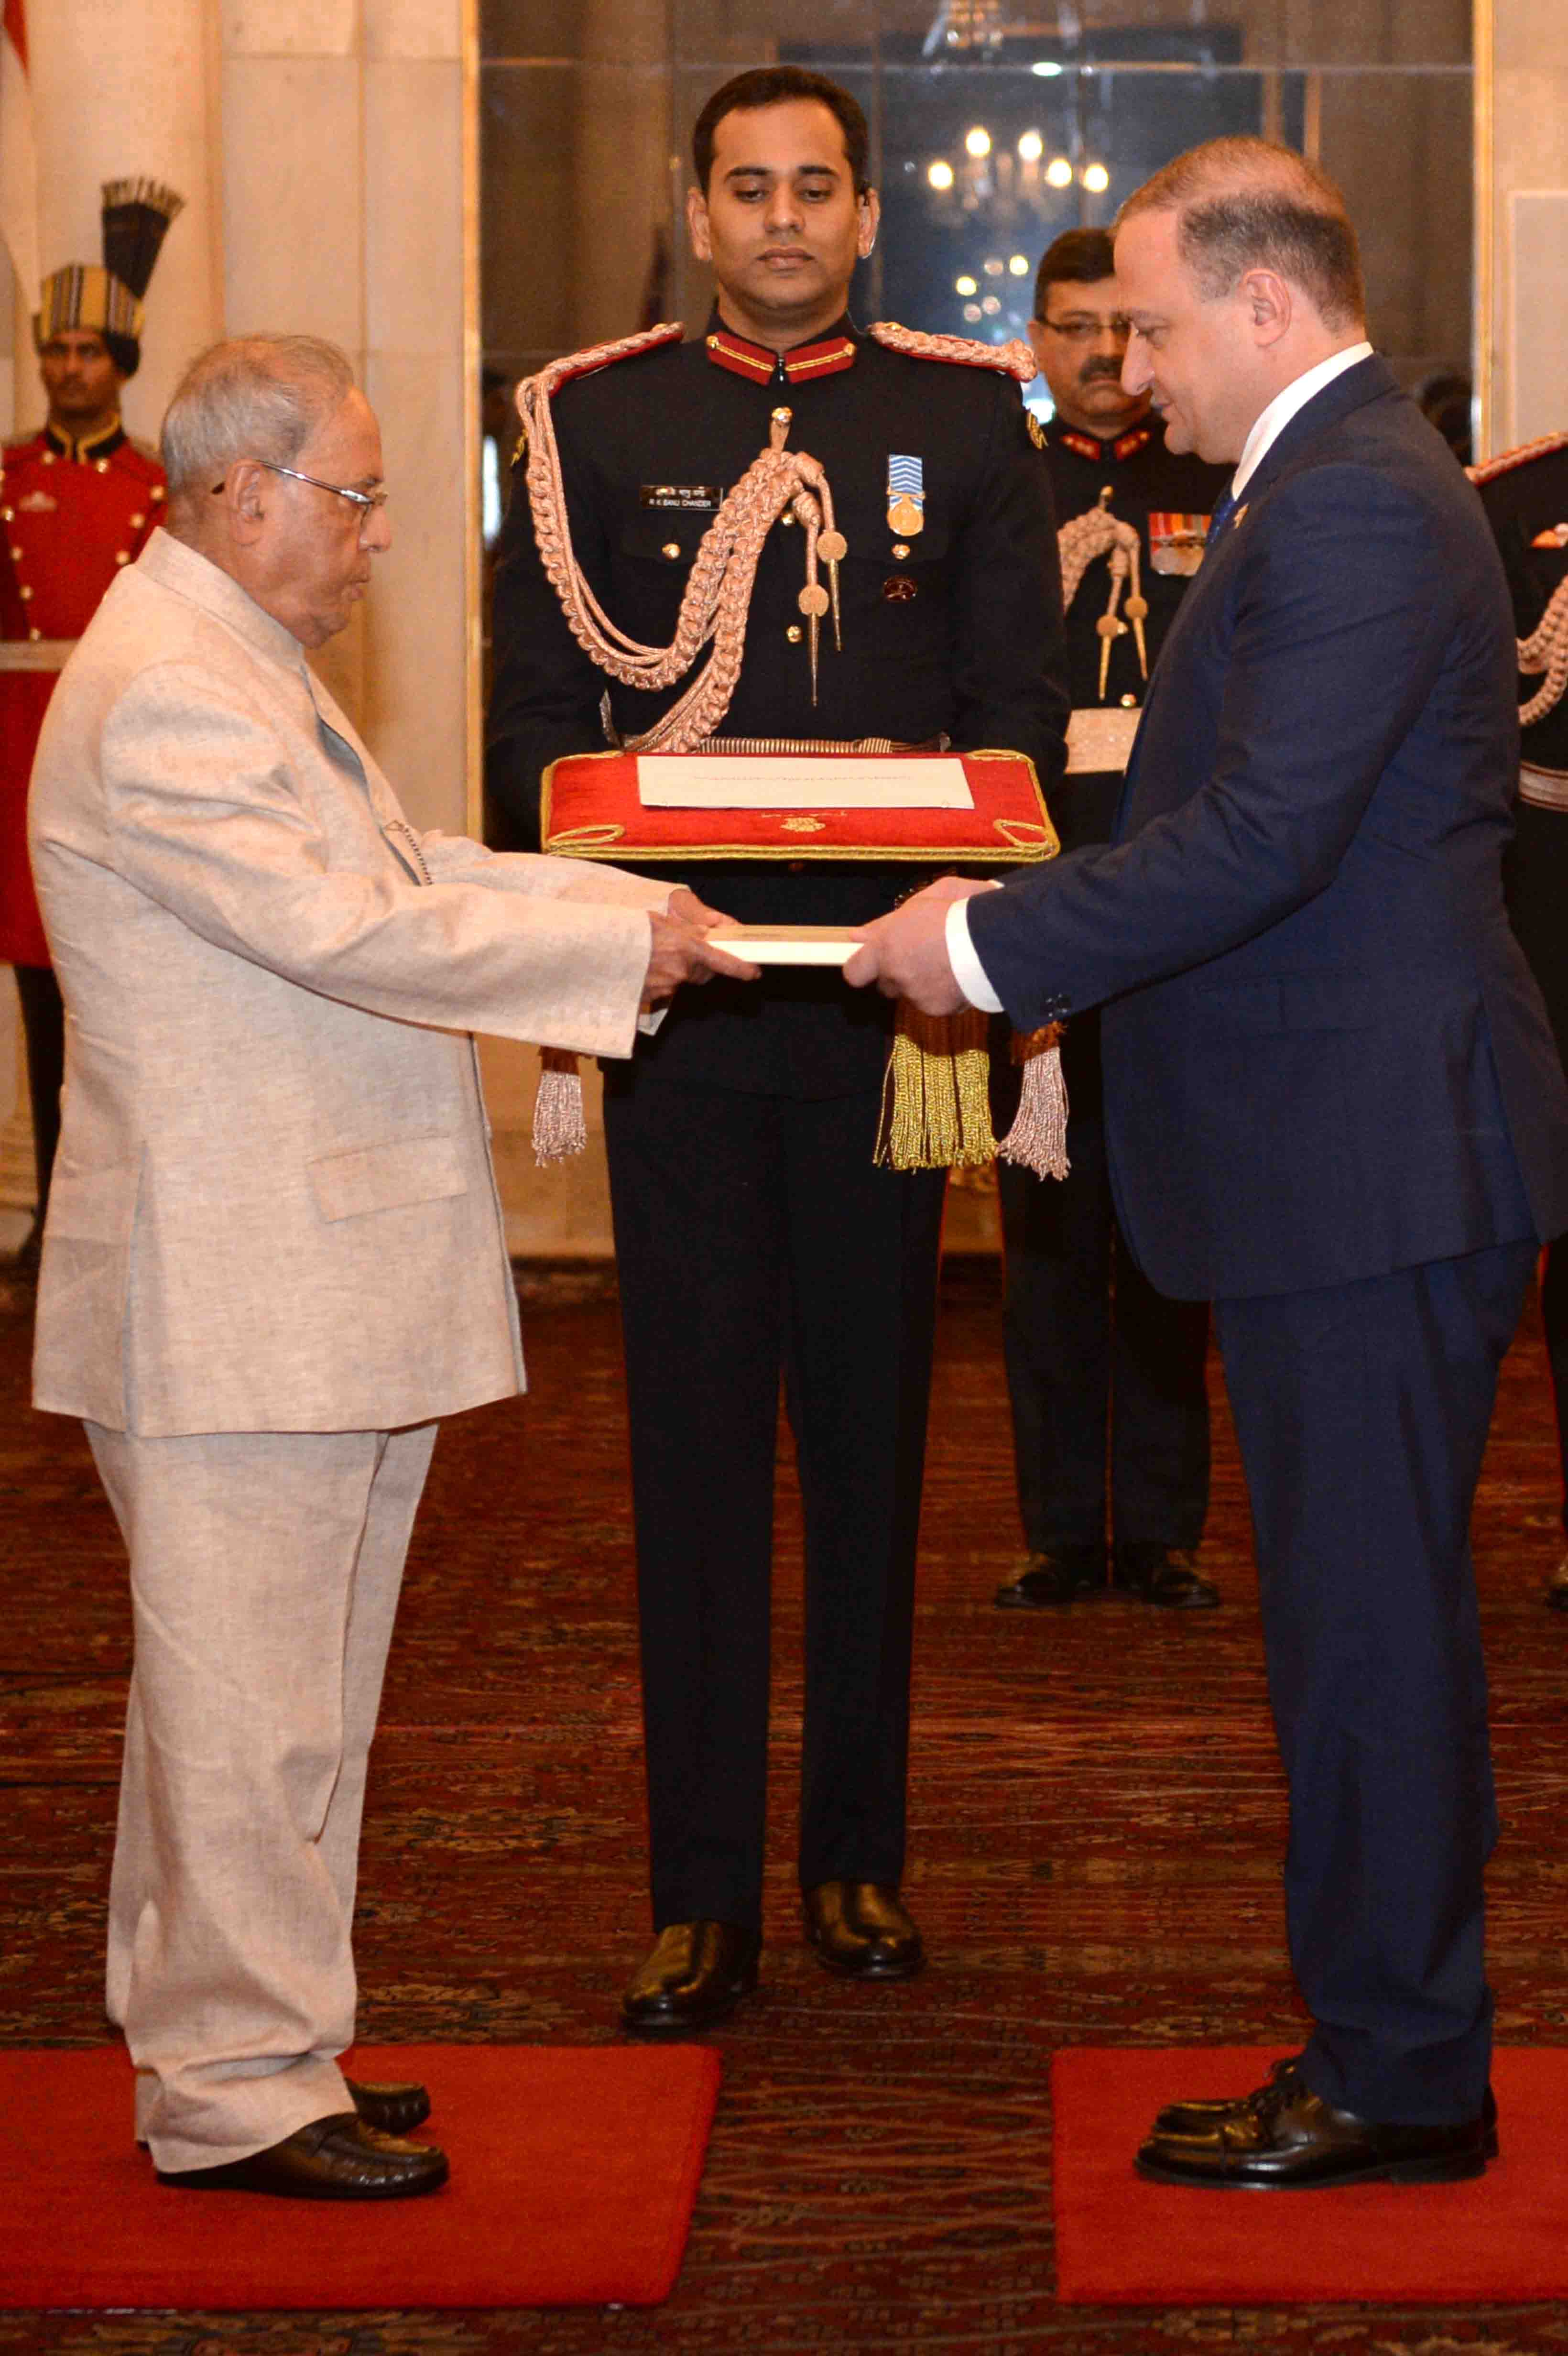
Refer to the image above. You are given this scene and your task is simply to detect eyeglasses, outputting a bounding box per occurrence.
[1037,314,1132,344]
[211,459,389,516]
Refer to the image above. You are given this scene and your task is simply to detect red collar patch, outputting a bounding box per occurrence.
[705,330,857,385]
[1055,423,1154,464]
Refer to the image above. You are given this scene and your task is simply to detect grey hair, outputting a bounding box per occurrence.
[1117,137,1366,331]
[160,334,357,499]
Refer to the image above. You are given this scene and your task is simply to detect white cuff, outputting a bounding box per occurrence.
[945,893,1004,1013]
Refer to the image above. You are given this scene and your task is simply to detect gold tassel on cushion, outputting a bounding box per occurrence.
[874,1004,998,1170]
[532,1047,587,1165]
[998,1024,1070,1180]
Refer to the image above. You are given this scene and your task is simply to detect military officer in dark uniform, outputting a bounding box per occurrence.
[1473,430,1568,1604]
[1,181,180,1273]
[488,65,1067,2031]
[993,228,1230,1614]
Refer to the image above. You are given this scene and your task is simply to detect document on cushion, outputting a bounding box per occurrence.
[636,755,975,810]
[706,923,860,967]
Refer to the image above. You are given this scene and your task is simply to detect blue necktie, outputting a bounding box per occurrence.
[1206,482,1241,544]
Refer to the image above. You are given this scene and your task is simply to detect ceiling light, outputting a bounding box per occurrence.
[1017,130,1043,162]
[1082,163,1110,193]
[927,159,955,190]
[965,126,992,158]
[1045,155,1074,189]
[1008,253,1030,275]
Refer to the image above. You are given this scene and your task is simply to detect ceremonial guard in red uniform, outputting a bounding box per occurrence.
[489,67,1067,2031]
[993,229,1230,1615]
[1472,430,1568,1603]
[1,180,180,1266]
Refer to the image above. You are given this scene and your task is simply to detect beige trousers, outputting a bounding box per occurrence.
[87,1419,437,2172]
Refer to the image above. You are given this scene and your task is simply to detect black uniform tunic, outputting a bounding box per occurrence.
[1483,442,1568,1529]
[998,416,1229,1571]
[488,314,1067,1928]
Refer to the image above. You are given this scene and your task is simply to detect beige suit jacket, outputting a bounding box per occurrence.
[29,528,669,1438]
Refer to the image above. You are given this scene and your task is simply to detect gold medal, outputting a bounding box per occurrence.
[887,493,923,536]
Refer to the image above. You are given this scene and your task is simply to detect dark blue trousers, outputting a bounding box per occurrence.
[1215,1237,1536,2124]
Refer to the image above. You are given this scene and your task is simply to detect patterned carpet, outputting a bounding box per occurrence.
[3,1248,1568,2354]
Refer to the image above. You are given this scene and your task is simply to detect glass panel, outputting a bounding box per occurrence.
[480,5,1475,535]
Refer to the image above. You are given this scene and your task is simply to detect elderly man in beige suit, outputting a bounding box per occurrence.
[28,333,753,2201]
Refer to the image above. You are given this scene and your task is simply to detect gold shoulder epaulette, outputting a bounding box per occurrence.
[546,320,685,396]
[869,321,1036,385]
[1468,430,1568,487]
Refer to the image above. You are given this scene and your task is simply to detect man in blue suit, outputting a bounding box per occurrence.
[848,136,1568,2189]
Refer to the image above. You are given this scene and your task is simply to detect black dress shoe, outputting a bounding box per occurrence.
[802,1880,925,1980]
[993,1546,1106,1609]
[1112,1543,1220,1609]
[1136,2062,1492,2189]
[346,2076,431,2135]
[157,2111,449,2199]
[1152,2054,1499,2157]
[621,1920,761,2035]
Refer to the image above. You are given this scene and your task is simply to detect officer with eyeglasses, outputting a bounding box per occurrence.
[992,226,1230,1618]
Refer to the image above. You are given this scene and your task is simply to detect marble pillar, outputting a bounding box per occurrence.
[1480,0,1568,453]
[2,0,222,1237]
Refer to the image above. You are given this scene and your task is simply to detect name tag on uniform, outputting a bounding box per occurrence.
[1148,512,1210,576]
[640,483,725,512]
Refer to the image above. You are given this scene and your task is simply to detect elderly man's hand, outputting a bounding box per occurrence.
[641,895,760,1010]
[843,876,993,1014]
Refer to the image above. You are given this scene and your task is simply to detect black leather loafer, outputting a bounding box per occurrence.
[1136,2064,1492,2189]
[621,1920,761,2035]
[346,2076,431,2135]
[1153,2055,1499,2158]
[803,1880,925,1979]
[994,1546,1106,1609]
[1112,1543,1220,1609]
[157,2111,449,2198]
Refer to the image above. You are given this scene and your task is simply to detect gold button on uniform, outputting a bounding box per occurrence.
[18,583,31,600]
[96,458,110,474]
[9,546,21,562]
[1120,693,1138,708]
[892,543,910,560]
[661,541,681,559]
[786,624,803,644]
[130,512,146,528]
[115,549,131,566]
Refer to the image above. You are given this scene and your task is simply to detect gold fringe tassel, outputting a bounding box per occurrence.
[532,1047,588,1165]
[998,1024,1070,1180]
[874,1004,998,1170]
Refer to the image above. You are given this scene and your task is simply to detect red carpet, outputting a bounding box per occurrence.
[0,2041,719,2310]
[1054,2045,1568,2305]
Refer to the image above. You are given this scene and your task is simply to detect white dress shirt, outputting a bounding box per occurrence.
[946,339,1376,1014]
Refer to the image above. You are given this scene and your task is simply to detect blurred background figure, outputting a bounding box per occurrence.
[994,227,1228,1616]
[1472,426,1568,1603]
[0,179,179,1276]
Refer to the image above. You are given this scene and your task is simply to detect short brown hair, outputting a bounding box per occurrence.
[691,67,871,197]
[1118,137,1366,330]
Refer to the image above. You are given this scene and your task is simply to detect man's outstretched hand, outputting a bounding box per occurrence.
[843,875,993,1014]
[641,887,761,1011]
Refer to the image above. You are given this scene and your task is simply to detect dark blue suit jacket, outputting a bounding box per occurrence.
[969,355,1568,1301]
